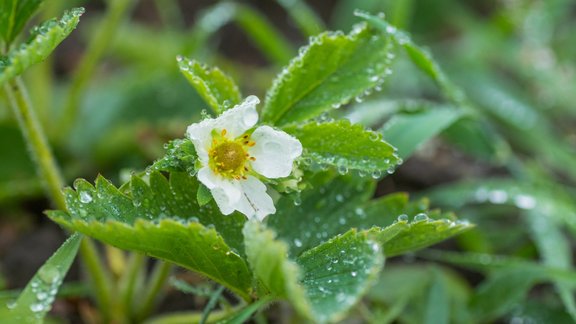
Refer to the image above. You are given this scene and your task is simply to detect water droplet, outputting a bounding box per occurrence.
[514,194,537,210]
[414,213,428,222]
[371,170,382,179]
[397,214,409,222]
[337,164,348,175]
[351,271,357,277]
[176,55,184,62]
[79,191,92,204]
[488,190,508,204]
[332,102,342,109]
[294,239,303,247]
[30,303,44,312]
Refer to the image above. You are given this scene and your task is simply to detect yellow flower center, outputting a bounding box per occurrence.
[208,129,256,179]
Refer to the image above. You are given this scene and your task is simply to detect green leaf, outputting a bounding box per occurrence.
[262,23,393,125]
[46,172,253,300]
[285,120,400,174]
[267,175,471,258]
[424,269,449,324]
[526,210,576,321]
[244,221,384,322]
[0,0,43,45]
[377,214,473,257]
[0,8,84,85]
[50,217,253,301]
[296,229,384,323]
[243,221,311,316]
[470,268,541,321]
[177,57,242,114]
[0,233,81,323]
[380,107,463,159]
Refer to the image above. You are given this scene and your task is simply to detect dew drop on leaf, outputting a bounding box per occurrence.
[79,191,92,203]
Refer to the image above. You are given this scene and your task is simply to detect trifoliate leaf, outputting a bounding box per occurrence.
[262,23,393,125]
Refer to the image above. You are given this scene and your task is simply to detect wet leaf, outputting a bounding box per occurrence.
[50,217,253,301]
[0,233,81,323]
[177,57,242,114]
[262,23,393,125]
[285,120,400,174]
[0,8,84,85]
[244,221,384,322]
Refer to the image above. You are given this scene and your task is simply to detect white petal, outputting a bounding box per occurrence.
[236,176,276,221]
[197,167,242,215]
[211,187,236,215]
[249,126,303,178]
[213,95,260,138]
[186,96,260,162]
[186,119,214,164]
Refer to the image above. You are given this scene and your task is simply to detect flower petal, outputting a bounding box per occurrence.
[186,96,260,163]
[197,167,242,216]
[214,95,259,138]
[236,176,276,221]
[186,119,214,164]
[249,126,303,178]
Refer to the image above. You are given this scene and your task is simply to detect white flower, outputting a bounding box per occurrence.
[186,95,303,221]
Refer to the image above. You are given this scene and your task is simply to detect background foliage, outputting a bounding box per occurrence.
[1,0,575,323]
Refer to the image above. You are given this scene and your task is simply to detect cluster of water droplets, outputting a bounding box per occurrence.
[27,265,63,319]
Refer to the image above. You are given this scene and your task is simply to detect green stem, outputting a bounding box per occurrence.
[3,78,115,321]
[79,238,114,322]
[136,261,173,321]
[59,0,135,136]
[3,78,66,208]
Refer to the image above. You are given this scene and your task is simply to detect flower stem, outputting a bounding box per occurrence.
[3,77,114,321]
[3,78,66,208]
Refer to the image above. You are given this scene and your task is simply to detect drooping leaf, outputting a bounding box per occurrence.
[47,172,253,300]
[285,120,400,174]
[380,107,464,159]
[0,8,84,85]
[0,0,43,45]
[0,233,81,323]
[262,23,393,125]
[177,57,242,114]
[50,216,253,301]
